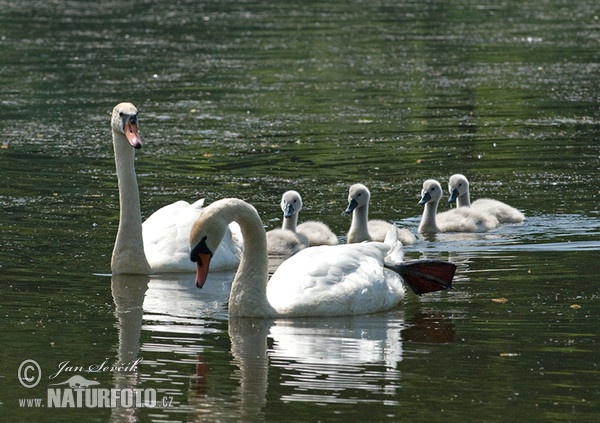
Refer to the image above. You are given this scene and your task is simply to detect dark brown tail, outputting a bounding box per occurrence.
[385,259,456,295]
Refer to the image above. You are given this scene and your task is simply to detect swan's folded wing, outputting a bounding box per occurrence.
[267,243,404,316]
[143,198,240,272]
[143,200,200,272]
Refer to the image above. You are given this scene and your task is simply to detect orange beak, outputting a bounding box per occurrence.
[124,119,143,149]
[195,253,212,288]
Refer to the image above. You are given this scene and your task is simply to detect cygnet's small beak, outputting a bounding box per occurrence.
[418,192,431,205]
[448,189,459,203]
[283,204,295,219]
[344,199,358,214]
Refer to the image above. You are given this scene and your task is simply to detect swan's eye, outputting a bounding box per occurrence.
[190,235,211,262]
[119,112,124,117]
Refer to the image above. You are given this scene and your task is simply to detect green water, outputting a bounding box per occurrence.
[1,0,599,421]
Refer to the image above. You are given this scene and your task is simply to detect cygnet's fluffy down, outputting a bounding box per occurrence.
[418,179,499,233]
[344,183,416,245]
[297,221,338,246]
[266,229,309,256]
[281,190,337,246]
[267,190,337,255]
[448,174,524,224]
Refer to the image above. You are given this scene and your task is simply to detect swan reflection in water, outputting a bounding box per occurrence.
[109,269,455,420]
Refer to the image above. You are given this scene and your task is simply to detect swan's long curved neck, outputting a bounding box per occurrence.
[348,205,371,242]
[457,191,471,207]
[111,132,150,274]
[419,201,440,233]
[224,201,276,317]
[281,213,299,232]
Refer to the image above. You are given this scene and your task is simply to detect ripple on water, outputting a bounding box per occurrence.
[398,214,600,256]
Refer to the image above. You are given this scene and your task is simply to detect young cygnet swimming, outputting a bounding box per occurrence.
[281,190,338,246]
[448,174,524,224]
[344,184,416,245]
[418,179,500,233]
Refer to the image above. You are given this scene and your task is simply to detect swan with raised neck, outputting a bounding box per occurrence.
[110,102,241,275]
[111,102,151,274]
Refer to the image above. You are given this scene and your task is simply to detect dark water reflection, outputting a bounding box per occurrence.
[1,0,600,421]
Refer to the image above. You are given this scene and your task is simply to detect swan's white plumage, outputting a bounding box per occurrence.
[448,174,524,224]
[142,199,205,273]
[418,179,500,233]
[110,102,241,274]
[143,199,242,272]
[345,184,416,245]
[267,242,405,317]
[190,198,406,318]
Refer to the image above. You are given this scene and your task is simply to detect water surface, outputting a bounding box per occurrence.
[1,0,600,422]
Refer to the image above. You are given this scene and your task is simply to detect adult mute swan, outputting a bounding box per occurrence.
[418,179,499,233]
[279,190,338,246]
[344,184,416,245]
[110,102,242,275]
[448,174,524,224]
[190,198,456,318]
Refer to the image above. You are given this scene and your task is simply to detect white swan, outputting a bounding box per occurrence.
[190,198,456,317]
[418,179,500,233]
[110,102,242,275]
[280,190,338,246]
[344,184,416,245]
[448,174,524,224]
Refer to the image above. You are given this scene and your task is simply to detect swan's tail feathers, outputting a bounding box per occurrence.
[385,260,456,295]
[191,198,205,210]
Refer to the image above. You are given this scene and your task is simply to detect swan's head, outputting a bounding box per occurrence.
[418,179,443,205]
[111,102,143,149]
[281,190,303,219]
[189,201,231,288]
[448,174,469,203]
[344,183,370,214]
